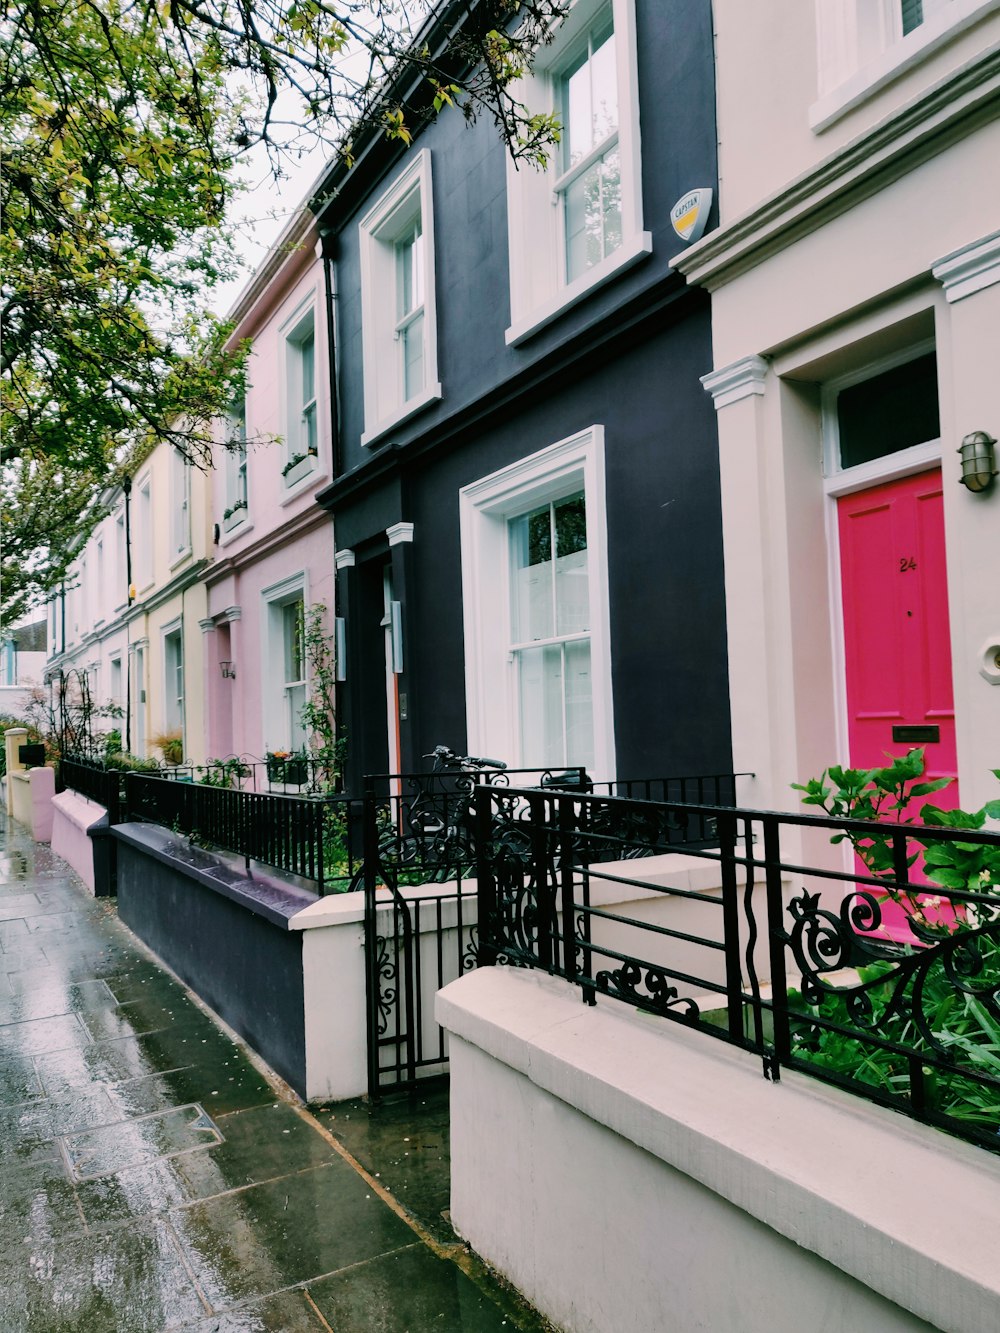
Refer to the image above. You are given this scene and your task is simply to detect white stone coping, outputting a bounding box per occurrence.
[437,967,1000,1333]
[51,789,109,833]
[287,852,731,932]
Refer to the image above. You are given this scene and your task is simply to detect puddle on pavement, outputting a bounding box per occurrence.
[62,1103,223,1181]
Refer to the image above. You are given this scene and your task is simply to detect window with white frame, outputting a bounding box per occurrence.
[262,578,308,753]
[95,538,105,623]
[135,476,152,590]
[114,510,126,607]
[109,655,122,706]
[460,427,614,777]
[813,0,997,124]
[163,627,184,735]
[822,344,941,477]
[505,0,648,345]
[283,306,318,484]
[224,399,249,529]
[170,448,191,558]
[359,148,441,446]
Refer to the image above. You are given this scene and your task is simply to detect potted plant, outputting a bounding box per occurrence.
[266,749,308,784]
[151,730,184,765]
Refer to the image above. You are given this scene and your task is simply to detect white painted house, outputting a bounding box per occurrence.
[675,0,1000,818]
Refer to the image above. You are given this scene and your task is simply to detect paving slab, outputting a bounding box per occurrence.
[0,818,555,1332]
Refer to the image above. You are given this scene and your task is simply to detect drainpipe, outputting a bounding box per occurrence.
[319,227,342,480]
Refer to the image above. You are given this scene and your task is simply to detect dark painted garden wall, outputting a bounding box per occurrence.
[114,825,307,1096]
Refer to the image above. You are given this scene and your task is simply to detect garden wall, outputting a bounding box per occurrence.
[439,967,1000,1333]
[51,791,109,894]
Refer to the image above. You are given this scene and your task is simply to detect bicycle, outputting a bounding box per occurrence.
[380,745,508,881]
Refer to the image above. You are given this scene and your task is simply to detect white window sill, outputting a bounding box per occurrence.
[279,463,328,507]
[281,454,319,490]
[169,547,192,573]
[361,383,444,449]
[810,0,1000,132]
[219,517,253,547]
[505,232,653,348]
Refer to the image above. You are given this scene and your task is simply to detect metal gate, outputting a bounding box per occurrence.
[360,784,483,1099]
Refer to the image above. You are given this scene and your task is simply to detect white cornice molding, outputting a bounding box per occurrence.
[932,230,1000,302]
[386,522,415,547]
[198,618,215,634]
[222,605,242,623]
[335,548,356,570]
[673,46,1000,292]
[701,356,769,410]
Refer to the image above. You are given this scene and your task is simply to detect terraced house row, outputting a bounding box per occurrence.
[46,0,1000,814]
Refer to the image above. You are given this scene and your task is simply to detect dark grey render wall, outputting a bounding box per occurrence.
[329,0,719,476]
[114,824,307,1096]
[318,0,728,786]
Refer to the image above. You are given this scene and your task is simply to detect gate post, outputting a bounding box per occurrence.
[362,787,381,1100]
[474,786,498,967]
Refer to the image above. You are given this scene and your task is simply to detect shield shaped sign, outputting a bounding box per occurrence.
[670,189,713,244]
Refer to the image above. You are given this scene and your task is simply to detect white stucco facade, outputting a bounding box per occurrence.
[675,2,1000,816]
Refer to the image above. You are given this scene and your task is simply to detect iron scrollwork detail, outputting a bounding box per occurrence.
[594,959,700,1022]
[785,889,1000,1067]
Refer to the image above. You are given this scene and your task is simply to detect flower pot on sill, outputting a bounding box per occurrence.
[267,756,308,785]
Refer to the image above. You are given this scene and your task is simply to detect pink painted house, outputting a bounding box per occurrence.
[203,207,336,762]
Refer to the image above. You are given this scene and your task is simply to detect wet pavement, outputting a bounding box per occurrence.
[0,818,553,1332]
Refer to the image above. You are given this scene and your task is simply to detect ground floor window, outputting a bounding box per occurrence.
[262,575,307,753]
[460,427,613,777]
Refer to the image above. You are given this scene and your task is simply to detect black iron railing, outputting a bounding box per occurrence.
[124,773,361,893]
[474,785,1000,1155]
[153,753,343,795]
[60,756,126,824]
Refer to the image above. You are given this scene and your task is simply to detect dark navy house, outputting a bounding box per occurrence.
[312,0,731,790]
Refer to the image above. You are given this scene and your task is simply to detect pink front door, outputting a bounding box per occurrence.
[837,469,958,937]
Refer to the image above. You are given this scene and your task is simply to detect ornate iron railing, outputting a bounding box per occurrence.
[60,756,126,824]
[123,773,361,893]
[153,753,343,794]
[473,785,1000,1155]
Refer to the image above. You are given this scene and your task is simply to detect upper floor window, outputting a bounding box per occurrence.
[135,476,152,591]
[224,399,249,530]
[283,305,319,488]
[395,219,426,403]
[359,148,441,447]
[556,12,620,284]
[505,0,648,346]
[114,510,126,608]
[812,0,998,130]
[170,449,191,560]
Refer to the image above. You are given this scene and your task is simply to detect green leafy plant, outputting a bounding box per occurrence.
[790,752,1000,1130]
[793,750,1000,914]
[281,452,311,478]
[198,757,250,789]
[299,602,344,793]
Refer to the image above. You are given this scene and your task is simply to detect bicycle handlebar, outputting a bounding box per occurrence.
[422,746,507,771]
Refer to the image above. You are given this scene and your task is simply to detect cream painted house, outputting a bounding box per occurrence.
[675,0,1000,819]
[46,435,213,765]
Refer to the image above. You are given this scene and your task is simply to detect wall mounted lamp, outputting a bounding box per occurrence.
[958,430,997,494]
[220,660,236,679]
